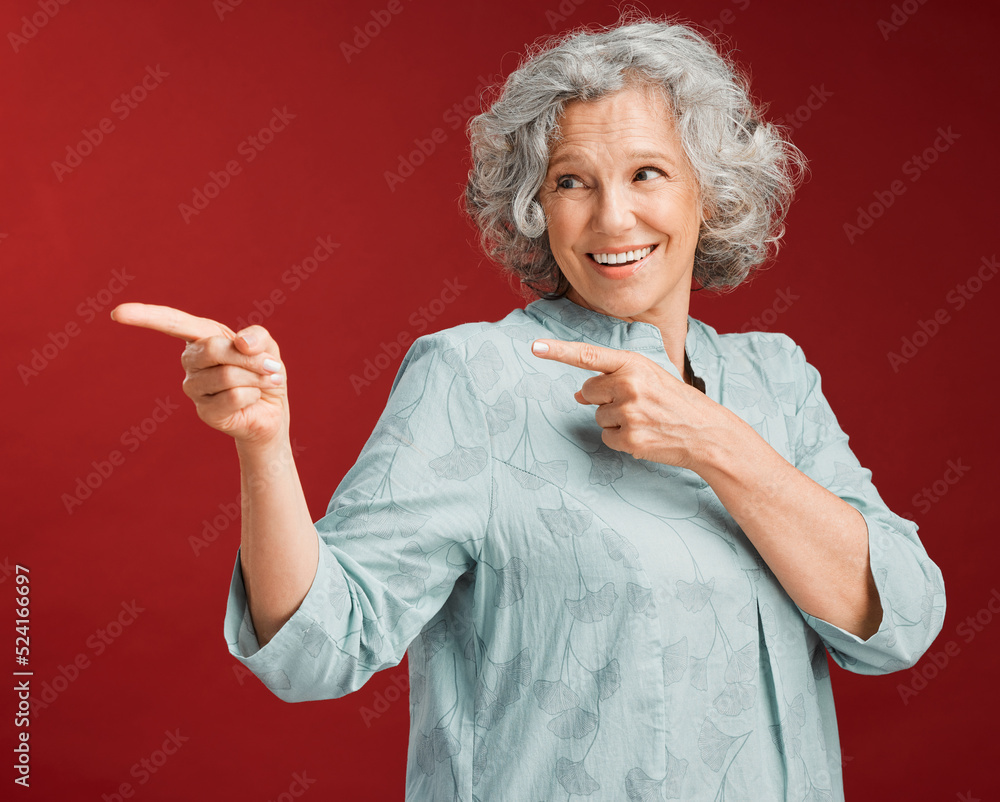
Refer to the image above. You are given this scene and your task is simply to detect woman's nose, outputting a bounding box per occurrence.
[591,183,637,236]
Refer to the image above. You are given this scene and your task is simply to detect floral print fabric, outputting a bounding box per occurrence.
[224,296,945,801]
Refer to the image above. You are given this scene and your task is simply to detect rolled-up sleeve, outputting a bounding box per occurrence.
[223,330,493,702]
[787,342,946,674]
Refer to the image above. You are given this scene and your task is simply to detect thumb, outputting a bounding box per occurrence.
[234,329,262,355]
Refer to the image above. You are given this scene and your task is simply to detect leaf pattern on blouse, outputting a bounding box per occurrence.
[388,572,424,600]
[302,624,326,659]
[382,588,413,631]
[769,693,807,760]
[593,659,621,701]
[430,723,462,762]
[490,556,528,608]
[326,570,349,620]
[472,732,487,786]
[602,528,642,570]
[688,655,709,691]
[536,501,593,538]
[662,637,688,686]
[698,719,743,772]
[565,582,618,623]
[421,620,448,661]
[550,374,580,412]
[547,706,599,739]
[626,582,656,618]
[511,460,569,490]
[920,568,946,634]
[514,370,551,401]
[429,444,488,480]
[492,649,532,706]
[676,577,715,613]
[533,679,580,714]
[556,757,601,795]
[370,413,414,448]
[466,341,503,391]
[626,747,688,801]
[485,390,516,434]
[367,502,430,539]
[410,670,426,707]
[588,443,624,485]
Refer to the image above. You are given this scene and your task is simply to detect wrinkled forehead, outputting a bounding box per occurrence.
[545,84,686,167]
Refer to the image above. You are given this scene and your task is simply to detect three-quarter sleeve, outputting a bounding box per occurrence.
[223,330,493,702]
[786,341,946,675]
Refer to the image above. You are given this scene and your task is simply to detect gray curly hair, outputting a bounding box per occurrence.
[464,16,808,297]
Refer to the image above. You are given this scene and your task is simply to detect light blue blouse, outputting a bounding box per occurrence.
[224,296,945,801]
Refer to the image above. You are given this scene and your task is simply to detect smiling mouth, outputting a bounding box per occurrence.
[587,245,657,266]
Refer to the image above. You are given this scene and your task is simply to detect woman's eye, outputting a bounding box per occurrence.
[634,167,665,182]
[557,175,584,190]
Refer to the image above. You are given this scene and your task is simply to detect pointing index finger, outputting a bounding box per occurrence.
[110,303,236,343]
[530,338,632,374]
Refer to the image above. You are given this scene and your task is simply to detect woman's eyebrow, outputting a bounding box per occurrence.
[627,150,676,164]
[547,149,679,172]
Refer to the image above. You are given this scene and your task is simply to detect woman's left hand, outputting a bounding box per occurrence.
[531,338,731,472]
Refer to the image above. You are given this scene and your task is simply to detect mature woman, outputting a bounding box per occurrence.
[114,18,944,801]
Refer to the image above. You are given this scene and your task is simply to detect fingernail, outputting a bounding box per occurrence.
[241,333,257,347]
[263,358,281,373]
[531,341,549,355]
[268,373,284,384]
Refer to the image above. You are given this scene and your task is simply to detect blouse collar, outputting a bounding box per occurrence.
[523,296,710,392]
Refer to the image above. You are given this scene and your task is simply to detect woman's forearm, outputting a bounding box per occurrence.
[695,409,883,640]
[236,433,319,647]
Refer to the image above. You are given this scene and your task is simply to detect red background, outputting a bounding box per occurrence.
[3,0,996,799]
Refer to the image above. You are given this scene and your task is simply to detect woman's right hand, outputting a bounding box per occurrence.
[111,303,289,446]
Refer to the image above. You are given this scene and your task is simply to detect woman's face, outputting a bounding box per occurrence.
[537,85,704,326]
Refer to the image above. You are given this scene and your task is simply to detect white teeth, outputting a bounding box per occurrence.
[592,246,653,265]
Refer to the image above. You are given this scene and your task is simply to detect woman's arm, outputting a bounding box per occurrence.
[236,434,319,647]
[693,409,881,638]
[111,302,319,646]
[531,335,940,649]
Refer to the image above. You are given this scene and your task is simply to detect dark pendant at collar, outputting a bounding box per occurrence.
[684,350,706,394]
